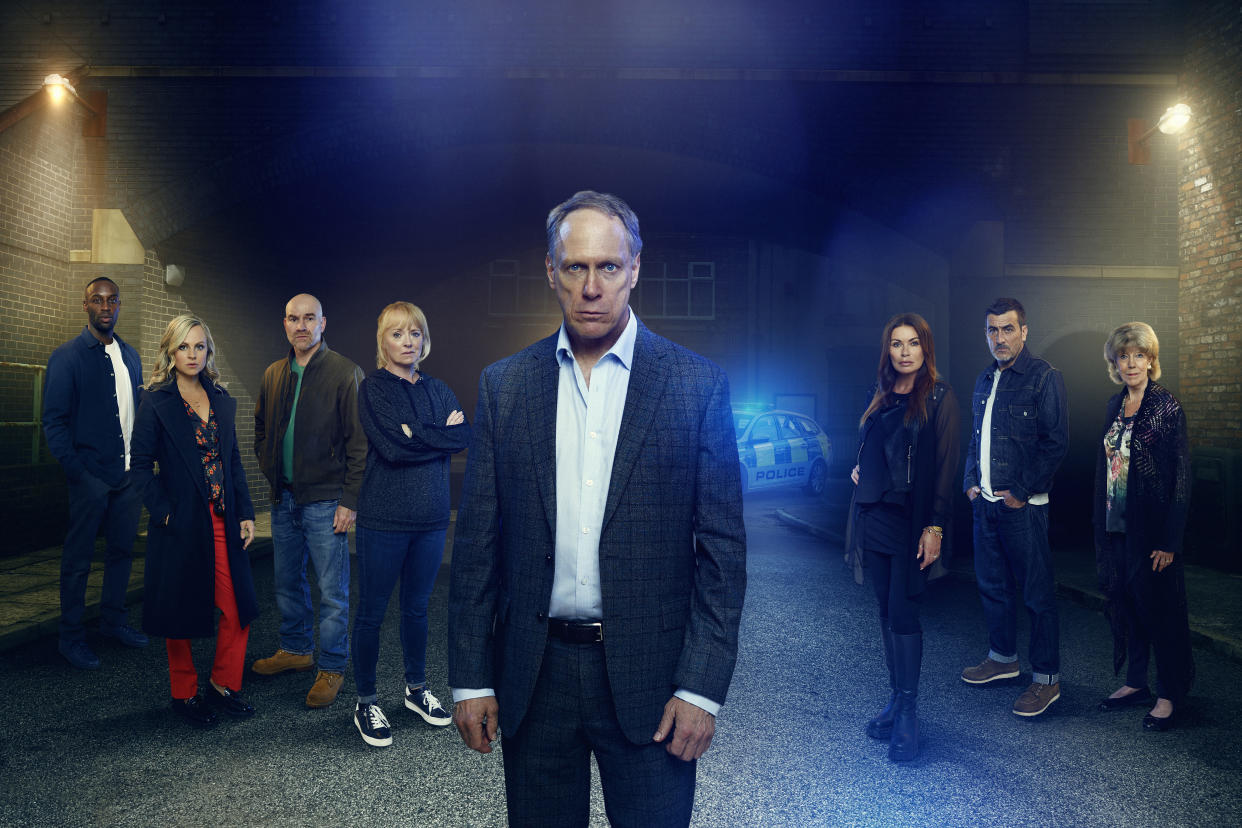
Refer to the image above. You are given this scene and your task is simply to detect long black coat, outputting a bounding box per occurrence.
[131,376,258,639]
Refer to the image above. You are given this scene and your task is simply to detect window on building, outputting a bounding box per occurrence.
[633,261,715,320]
[488,259,557,317]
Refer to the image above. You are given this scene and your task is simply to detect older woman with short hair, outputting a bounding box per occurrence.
[1094,321,1193,731]
[350,301,472,747]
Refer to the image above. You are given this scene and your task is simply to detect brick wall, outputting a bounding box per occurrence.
[1178,0,1242,451]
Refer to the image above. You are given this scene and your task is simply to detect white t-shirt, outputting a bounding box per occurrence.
[104,339,135,471]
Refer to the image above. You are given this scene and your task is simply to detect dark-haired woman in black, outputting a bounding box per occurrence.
[849,312,960,762]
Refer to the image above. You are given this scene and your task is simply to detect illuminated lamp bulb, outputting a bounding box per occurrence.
[1157,103,1192,135]
[42,73,77,103]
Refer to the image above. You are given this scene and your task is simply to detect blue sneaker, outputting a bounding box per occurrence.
[59,639,100,670]
[100,624,149,648]
[405,686,452,726]
[354,702,393,747]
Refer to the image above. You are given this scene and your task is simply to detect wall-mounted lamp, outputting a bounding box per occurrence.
[0,70,102,136]
[42,73,79,104]
[164,265,186,287]
[1128,103,1192,165]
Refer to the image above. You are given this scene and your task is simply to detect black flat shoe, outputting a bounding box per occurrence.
[171,694,219,729]
[206,684,255,718]
[1098,687,1152,712]
[1143,710,1176,732]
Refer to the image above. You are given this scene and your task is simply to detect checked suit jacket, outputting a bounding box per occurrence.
[447,322,747,744]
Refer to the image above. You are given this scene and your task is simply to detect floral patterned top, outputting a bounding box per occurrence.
[183,399,224,515]
[1103,409,1134,533]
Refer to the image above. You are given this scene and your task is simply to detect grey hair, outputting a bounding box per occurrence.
[1103,321,1161,384]
[546,190,642,264]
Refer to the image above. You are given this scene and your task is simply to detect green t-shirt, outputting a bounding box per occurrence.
[281,360,305,484]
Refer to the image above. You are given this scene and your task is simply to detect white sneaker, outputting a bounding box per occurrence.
[354,702,393,747]
[405,686,452,726]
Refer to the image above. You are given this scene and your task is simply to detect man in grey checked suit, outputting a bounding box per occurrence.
[448,191,747,827]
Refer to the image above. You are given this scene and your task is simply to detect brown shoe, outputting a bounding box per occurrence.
[961,657,1021,685]
[306,670,344,708]
[251,649,315,676]
[1013,681,1061,717]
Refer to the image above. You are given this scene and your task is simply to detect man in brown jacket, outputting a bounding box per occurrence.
[252,293,366,708]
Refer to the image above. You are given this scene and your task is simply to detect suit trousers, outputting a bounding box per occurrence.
[501,637,696,828]
[165,510,249,699]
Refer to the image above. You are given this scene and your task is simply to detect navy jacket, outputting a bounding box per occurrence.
[356,368,472,533]
[42,327,143,486]
[963,345,1069,503]
[131,376,258,639]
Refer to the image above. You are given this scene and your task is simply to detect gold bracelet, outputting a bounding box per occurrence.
[923,525,943,538]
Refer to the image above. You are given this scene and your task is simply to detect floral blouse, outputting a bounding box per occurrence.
[1103,409,1135,533]
[183,399,224,515]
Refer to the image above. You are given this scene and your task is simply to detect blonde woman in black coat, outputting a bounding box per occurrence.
[131,314,258,729]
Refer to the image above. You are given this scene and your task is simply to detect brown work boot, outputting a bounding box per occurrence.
[1013,682,1061,717]
[306,670,344,708]
[251,649,314,676]
[961,657,1021,685]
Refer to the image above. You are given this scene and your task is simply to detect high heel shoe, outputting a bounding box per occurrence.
[1097,687,1151,712]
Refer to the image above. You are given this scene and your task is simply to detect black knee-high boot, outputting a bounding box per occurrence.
[889,631,922,762]
[866,621,898,739]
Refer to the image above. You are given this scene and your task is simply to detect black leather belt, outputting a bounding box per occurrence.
[548,619,604,644]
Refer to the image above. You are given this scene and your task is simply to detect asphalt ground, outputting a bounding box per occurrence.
[1,487,1240,827]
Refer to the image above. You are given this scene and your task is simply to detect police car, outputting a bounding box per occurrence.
[733,407,832,496]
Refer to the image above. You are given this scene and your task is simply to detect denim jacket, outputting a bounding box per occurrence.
[962,345,1068,503]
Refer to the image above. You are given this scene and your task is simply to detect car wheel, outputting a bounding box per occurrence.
[804,458,827,497]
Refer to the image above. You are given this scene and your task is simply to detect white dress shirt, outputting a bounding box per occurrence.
[454,311,719,715]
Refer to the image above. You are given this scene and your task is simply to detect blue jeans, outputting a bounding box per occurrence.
[270,491,350,671]
[60,472,139,642]
[351,526,447,700]
[972,498,1060,683]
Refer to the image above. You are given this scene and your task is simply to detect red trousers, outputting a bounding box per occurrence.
[166,509,250,700]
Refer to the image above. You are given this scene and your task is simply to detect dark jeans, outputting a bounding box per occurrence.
[972,498,1060,683]
[60,472,140,642]
[1106,533,1194,703]
[502,638,696,828]
[351,526,447,700]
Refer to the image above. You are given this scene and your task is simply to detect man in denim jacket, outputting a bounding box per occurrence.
[961,298,1069,717]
